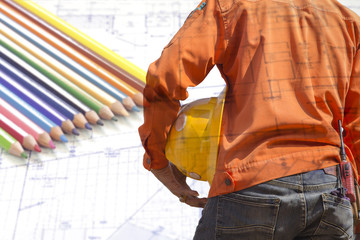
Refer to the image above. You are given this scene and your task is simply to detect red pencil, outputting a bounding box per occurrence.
[0,113,41,152]
[0,98,55,149]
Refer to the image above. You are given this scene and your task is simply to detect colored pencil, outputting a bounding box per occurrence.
[0,113,41,152]
[0,66,79,136]
[0,127,28,158]
[0,84,68,143]
[0,13,139,112]
[0,22,128,117]
[0,57,91,130]
[9,0,147,83]
[0,48,103,126]
[0,34,116,121]
[0,0,145,106]
[0,98,55,149]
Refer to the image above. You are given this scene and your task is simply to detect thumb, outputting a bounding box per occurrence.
[184,189,199,197]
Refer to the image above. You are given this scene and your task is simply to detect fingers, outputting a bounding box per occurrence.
[151,163,204,207]
[182,188,199,197]
[179,195,208,208]
[152,164,198,197]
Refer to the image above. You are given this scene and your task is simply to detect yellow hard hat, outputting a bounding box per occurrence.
[165,87,226,184]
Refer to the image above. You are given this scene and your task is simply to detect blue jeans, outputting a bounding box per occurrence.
[194,166,354,239]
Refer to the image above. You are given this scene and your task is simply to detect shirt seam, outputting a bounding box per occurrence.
[216,0,230,53]
[272,0,360,22]
[217,147,340,174]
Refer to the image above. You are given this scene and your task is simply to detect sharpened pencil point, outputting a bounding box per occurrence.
[85,123,92,130]
[112,117,118,121]
[96,120,104,126]
[49,141,56,149]
[72,128,80,136]
[34,145,42,152]
[21,152,28,158]
[60,135,68,143]
[132,105,140,112]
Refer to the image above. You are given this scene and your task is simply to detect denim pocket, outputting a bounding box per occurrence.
[314,193,353,238]
[216,192,280,240]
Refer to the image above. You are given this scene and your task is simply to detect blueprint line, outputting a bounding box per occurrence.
[12,153,31,240]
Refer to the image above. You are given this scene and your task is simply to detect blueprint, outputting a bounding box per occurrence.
[0,0,359,240]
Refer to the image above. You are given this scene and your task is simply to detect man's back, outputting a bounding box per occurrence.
[139,0,360,198]
[211,0,360,196]
[140,0,360,238]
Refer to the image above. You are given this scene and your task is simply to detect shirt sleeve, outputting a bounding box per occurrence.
[138,0,226,170]
[344,47,360,181]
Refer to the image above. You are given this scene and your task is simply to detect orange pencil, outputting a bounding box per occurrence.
[0,1,144,107]
[0,23,128,117]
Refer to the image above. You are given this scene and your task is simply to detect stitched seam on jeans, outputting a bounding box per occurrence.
[267,180,303,191]
[272,199,280,240]
[268,180,337,191]
[302,183,337,191]
[217,224,274,231]
[215,196,221,239]
[313,193,352,237]
[322,194,352,209]
[221,195,279,207]
[298,174,307,231]
[320,220,350,238]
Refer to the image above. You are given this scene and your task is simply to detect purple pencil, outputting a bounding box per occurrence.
[0,46,103,126]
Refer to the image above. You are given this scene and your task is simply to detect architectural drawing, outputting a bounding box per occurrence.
[0,0,359,239]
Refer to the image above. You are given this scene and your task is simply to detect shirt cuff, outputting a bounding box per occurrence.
[143,152,169,170]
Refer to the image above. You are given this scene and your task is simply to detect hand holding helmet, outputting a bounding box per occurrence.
[151,162,207,208]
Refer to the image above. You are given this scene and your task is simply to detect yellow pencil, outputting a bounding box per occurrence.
[10,0,147,83]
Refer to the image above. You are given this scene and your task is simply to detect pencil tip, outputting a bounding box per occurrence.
[85,123,92,130]
[21,152,28,158]
[60,135,68,143]
[97,119,104,126]
[49,140,56,149]
[34,145,42,152]
[72,128,80,136]
[132,105,140,112]
[112,117,118,121]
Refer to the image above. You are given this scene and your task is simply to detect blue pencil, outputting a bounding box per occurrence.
[0,57,92,130]
[0,80,68,143]
[0,12,139,112]
[0,46,103,126]
[0,68,79,136]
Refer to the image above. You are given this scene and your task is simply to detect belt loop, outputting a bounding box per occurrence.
[323,165,338,177]
[336,165,343,189]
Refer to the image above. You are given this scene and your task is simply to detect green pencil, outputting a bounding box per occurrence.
[0,34,115,121]
[0,127,28,158]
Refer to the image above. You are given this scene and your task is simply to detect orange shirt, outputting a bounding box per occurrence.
[139,0,360,197]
